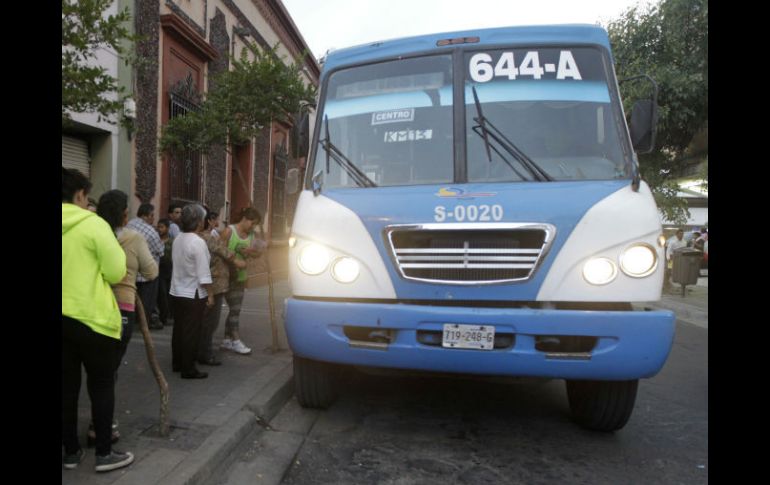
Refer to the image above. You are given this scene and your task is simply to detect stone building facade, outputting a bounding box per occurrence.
[132,0,319,252]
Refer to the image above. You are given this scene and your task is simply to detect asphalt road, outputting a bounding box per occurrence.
[213,320,707,485]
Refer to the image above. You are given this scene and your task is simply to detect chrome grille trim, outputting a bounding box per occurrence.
[396,248,540,254]
[385,222,556,285]
[397,256,538,262]
[400,263,536,269]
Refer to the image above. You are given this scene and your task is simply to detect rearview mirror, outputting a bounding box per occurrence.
[291,112,310,158]
[629,99,657,154]
[619,74,659,154]
[286,168,300,195]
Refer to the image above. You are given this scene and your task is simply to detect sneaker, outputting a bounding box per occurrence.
[63,448,84,469]
[230,339,252,355]
[87,421,120,447]
[220,338,233,351]
[95,450,134,472]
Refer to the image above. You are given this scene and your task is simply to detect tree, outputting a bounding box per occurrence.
[159,43,316,157]
[606,0,708,224]
[62,0,134,126]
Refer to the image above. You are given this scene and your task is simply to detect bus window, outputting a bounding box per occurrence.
[465,47,630,182]
[316,55,454,188]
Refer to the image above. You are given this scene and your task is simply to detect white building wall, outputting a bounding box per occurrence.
[68,0,121,135]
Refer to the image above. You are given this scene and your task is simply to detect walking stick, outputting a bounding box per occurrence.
[135,296,170,437]
[258,224,279,353]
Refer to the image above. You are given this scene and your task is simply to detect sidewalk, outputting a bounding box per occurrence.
[635,276,708,329]
[63,280,294,485]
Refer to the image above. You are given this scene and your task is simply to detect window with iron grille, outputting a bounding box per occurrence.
[168,91,203,204]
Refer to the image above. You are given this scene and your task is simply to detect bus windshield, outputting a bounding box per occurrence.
[311,47,630,188]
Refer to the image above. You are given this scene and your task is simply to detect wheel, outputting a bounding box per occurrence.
[566,379,638,432]
[293,356,337,409]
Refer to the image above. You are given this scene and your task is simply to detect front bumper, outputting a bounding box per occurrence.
[285,298,676,380]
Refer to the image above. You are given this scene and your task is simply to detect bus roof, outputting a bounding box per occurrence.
[322,24,612,74]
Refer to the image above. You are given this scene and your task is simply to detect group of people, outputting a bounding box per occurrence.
[167,204,266,377]
[62,167,266,472]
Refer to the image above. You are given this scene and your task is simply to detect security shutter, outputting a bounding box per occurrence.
[62,135,90,178]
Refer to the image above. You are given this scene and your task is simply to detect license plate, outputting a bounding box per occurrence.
[442,324,495,350]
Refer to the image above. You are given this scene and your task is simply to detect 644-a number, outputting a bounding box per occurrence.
[469,50,582,83]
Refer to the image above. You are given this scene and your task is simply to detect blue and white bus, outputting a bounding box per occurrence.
[285,24,675,431]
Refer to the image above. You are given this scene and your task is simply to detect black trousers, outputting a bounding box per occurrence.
[157,275,173,323]
[62,315,119,456]
[171,295,206,374]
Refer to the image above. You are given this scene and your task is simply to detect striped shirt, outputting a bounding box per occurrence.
[126,217,164,282]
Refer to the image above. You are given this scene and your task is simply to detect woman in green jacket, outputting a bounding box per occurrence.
[62,168,134,473]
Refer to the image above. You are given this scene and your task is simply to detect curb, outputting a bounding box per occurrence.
[160,411,257,485]
[157,361,295,485]
[247,362,295,420]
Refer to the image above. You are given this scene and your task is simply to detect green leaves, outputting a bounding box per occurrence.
[159,43,316,157]
[62,0,136,126]
[606,0,707,223]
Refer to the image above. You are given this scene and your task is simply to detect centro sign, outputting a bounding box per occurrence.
[371,108,415,125]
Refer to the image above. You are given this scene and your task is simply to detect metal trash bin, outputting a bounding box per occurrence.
[672,247,702,296]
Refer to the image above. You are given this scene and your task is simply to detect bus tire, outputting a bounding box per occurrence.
[566,379,638,432]
[294,356,337,409]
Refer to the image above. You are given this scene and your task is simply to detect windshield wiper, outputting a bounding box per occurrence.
[318,115,377,189]
[471,86,554,182]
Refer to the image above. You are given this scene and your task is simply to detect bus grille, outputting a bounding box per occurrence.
[386,223,555,284]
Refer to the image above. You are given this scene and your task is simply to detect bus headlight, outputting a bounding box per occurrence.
[331,257,360,283]
[297,243,330,275]
[619,244,657,277]
[582,257,617,285]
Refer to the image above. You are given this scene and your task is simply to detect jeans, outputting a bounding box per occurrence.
[137,279,159,326]
[62,315,119,456]
[224,280,246,337]
[198,293,224,362]
[116,310,135,379]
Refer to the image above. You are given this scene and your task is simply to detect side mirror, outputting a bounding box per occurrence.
[286,168,300,195]
[619,74,659,154]
[312,170,323,196]
[291,112,310,158]
[629,99,657,154]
